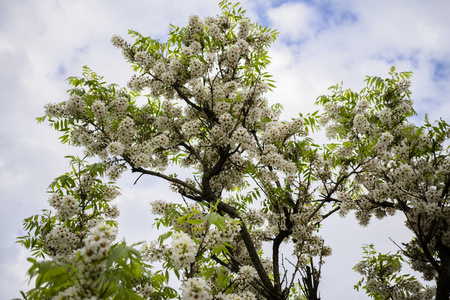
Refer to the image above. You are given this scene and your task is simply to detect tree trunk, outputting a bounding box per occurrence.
[436,241,450,300]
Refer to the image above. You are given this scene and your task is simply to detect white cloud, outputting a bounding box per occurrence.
[265,0,450,122]
[267,2,321,42]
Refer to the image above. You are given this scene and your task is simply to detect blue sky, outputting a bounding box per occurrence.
[1,0,450,299]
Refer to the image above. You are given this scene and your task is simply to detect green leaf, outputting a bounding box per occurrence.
[185,219,203,225]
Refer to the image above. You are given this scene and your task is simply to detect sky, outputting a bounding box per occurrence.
[1,0,450,299]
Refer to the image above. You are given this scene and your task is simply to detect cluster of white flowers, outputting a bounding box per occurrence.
[324,102,340,118]
[218,291,257,300]
[79,222,116,263]
[243,208,265,227]
[205,220,240,248]
[354,99,369,114]
[44,102,65,117]
[231,126,252,147]
[48,194,80,220]
[235,265,256,287]
[134,52,155,72]
[354,207,372,227]
[377,108,392,126]
[394,99,414,116]
[111,95,129,116]
[374,131,393,152]
[107,141,124,156]
[127,74,151,92]
[117,116,136,143]
[111,34,133,61]
[187,15,204,39]
[190,58,206,77]
[111,34,130,50]
[106,163,127,181]
[46,225,78,262]
[104,204,120,218]
[137,283,154,299]
[141,241,168,263]
[261,119,304,144]
[150,199,173,215]
[52,222,118,299]
[396,79,411,94]
[171,231,197,269]
[91,100,107,119]
[225,44,242,67]
[290,212,316,242]
[182,120,201,136]
[260,149,295,176]
[151,134,169,148]
[210,125,229,146]
[65,95,86,116]
[131,152,150,168]
[238,18,251,39]
[324,122,340,139]
[313,156,332,181]
[392,164,415,183]
[218,112,233,130]
[86,218,102,230]
[181,277,210,300]
[353,113,370,134]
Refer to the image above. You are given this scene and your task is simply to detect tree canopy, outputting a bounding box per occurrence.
[17,1,450,299]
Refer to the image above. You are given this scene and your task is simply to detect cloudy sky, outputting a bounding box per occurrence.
[1,0,450,299]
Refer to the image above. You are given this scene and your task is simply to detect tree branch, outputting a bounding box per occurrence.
[131,166,202,195]
[216,201,276,298]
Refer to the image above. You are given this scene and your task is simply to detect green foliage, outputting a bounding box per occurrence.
[20,244,149,300]
[21,258,76,300]
[99,243,149,299]
[354,244,426,299]
[16,210,54,259]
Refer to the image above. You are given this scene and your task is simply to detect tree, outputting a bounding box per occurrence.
[17,1,449,299]
[316,69,450,300]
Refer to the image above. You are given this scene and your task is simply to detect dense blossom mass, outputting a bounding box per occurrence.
[17,1,450,300]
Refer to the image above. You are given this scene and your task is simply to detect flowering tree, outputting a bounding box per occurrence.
[17,1,449,300]
[316,70,450,300]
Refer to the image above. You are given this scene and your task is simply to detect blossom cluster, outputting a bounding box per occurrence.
[80,222,116,263]
[48,194,79,220]
[217,291,257,300]
[171,231,198,269]
[45,225,78,263]
[53,222,117,300]
[205,219,240,249]
[181,277,210,300]
[17,157,125,298]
